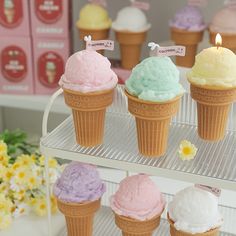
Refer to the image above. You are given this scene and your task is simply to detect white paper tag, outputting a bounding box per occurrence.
[150,45,186,57]
[88,0,107,7]
[188,0,207,7]
[131,0,150,10]
[86,40,114,51]
[224,0,236,8]
[195,184,221,197]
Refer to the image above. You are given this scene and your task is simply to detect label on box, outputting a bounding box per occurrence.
[35,0,63,24]
[1,45,27,82]
[188,0,207,7]
[88,0,107,7]
[131,0,150,10]
[86,40,114,51]
[195,184,221,197]
[37,52,64,88]
[0,0,23,28]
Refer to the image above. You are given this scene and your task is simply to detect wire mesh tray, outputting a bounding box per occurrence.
[41,86,236,190]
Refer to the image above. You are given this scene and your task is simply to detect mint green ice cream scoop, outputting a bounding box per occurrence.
[125,56,185,102]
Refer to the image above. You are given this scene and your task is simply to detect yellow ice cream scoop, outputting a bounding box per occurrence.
[188,46,236,88]
[77,4,112,30]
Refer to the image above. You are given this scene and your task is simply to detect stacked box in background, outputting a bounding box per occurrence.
[30,0,70,94]
[0,0,33,94]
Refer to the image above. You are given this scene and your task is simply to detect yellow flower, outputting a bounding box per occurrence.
[0,154,9,166]
[16,154,35,167]
[0,164,6,179]
[2,167,13,182]
[14,167,29,185]
[12,162,21,171]
[0,194,13,213]
[49,158,58,168]
[27,175,40,190]
[32,196,57,216]
[0,140,7,156]
[33,197,47,216]
[0,213,12,230]
[50,195,58,214]
[13,189,25,201]
[39,156,45,166]
[0,183,9,194]
[178,140,198,161]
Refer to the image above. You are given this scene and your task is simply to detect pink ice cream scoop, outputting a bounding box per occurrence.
[59,50,118,93]
[110,174,165,221]
[209,7,236,34]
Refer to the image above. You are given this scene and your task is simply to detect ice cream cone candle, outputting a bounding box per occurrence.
[209,4,236,53]
[76,1,111,55]
[59,36,118,147]
[187,33,236,141]
[125,43,185,157]
[112,1,151,70]
[169,4,206,68]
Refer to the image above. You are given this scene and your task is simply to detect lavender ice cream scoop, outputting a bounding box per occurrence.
[169,5,206,31]
[53,162,106,203]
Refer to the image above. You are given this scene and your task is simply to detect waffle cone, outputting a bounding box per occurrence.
[114,213,162,236]
[167,214,220,236]
[125,90,181,157]
[209,31,236,53]
[63,88,114,146]
[190,83,236,141]
[57,198,101,236]
[78,28,110,55]
[171,28,204,68]
[115,30,147,70]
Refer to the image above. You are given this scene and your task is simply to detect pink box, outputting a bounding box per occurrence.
[30,0,70,38]
[0,36,34,94]
[0,0,30,36]
[33,37,69,94]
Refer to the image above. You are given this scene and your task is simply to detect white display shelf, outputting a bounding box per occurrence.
[0,94,69,114]
[40,86,236,191]
[59,207,235,236]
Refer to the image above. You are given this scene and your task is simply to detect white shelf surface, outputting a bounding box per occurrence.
[0,94,69,114]
[59,207,235,236]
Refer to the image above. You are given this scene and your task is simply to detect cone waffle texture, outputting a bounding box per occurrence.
[115,212,162,236]
[115,30,147,70]
[171,27,204,68]
[78,28,110,54]
[168,214,220,236]
[190,83,236,141]
[57,198,101,236]
[63,88,114,146]
[209,31,236,53]
[125,90,181,157]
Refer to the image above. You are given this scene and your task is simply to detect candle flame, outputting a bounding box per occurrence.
[215,33,222,47]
